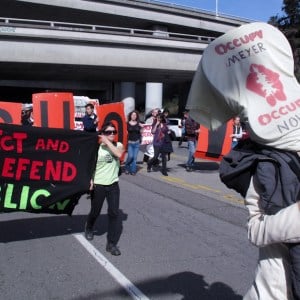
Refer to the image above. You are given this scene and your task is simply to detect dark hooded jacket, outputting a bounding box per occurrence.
[219,140,300,215]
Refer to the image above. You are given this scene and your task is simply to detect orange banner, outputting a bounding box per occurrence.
[0,101,22,125]
[32,93,75,129]
[96,102,127,161]
[195,122,232,161]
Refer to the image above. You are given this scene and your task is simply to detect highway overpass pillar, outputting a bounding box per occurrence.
[145,82,163,114]
[121,82,135,117]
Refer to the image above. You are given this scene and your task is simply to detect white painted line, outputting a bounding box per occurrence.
[73,233,150,300]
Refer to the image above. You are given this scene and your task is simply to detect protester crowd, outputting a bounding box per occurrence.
[81,105,207,256]
[14,20,300,300]
[83,21,300,300]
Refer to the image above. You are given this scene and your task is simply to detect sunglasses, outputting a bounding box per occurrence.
[103,130,117,136]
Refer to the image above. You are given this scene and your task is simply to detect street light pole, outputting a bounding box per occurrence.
[216,0,219,16]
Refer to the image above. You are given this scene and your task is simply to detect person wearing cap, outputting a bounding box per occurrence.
[183,109,200,172]
[187,22,300,300]
[21,104,34,126]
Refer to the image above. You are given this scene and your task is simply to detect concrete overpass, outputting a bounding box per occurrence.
[0,0,249,113]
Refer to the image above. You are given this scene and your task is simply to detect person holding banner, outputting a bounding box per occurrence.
[82,103,98,133]
[21,104,34,126]
[85,122,124,256]
[142,108,160,163]
[147,113,172,176]
[125,110,143,175]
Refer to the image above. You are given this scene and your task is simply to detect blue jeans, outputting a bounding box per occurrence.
[231,140,238,148]
[186,140,196,167]
[125,141,140,174]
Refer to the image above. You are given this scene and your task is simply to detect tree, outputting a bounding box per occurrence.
[269,0,300,81]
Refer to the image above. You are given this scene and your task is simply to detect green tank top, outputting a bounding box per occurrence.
[93,142,122,185]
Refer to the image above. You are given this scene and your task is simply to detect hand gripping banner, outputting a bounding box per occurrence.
[0,123,98,215]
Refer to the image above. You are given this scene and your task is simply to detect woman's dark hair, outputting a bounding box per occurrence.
[128,110,140,122]
[158,113,167,124]
[99,122,116,134]
[163,108,169,114]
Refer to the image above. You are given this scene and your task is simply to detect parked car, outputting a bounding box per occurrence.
[168,118,183,140]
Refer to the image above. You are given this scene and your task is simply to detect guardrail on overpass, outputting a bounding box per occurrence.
[0,17,215,44]
[0,16,212,84]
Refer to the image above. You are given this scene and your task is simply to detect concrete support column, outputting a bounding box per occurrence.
[145,82,163,115]
[121,82,135,117]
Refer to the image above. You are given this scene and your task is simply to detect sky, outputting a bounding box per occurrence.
[158,0,284,22]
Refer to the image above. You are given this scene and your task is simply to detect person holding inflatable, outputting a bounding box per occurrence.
[187,22,300,300]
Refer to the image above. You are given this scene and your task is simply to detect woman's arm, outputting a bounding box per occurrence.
[151,121,159,134]
[100,135,124,158]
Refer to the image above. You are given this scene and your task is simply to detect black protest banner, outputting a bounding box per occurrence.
[0,123,98,215]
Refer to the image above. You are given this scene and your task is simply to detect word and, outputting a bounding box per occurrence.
[0,130,70,154]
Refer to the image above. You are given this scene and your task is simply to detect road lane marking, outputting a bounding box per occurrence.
[223,194,244,205]
[163,176,220,191]
[139,164,243,206]
[160,176,243,205]
[73,233,150,300]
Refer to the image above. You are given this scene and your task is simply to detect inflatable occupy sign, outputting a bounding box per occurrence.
[187,22,300,152]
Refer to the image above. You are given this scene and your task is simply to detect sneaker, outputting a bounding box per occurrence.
[162,170,168,176]
[125,170,130,175]
[84,223,94,241]
[106,243,121,256]
[186,166,193,172]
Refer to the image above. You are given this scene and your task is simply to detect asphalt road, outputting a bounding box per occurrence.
[0,142,257,300]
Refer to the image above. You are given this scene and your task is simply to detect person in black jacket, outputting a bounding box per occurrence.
[183,109,200,172]
[147,113,173,176]
[21,104,34,126]
[82,103,98,132]
[220,138,300,300]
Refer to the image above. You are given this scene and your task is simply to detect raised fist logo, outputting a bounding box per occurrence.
[246,64,286,106]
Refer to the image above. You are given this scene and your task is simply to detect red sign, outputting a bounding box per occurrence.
[32,92,75,129]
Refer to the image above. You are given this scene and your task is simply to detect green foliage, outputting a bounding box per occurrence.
[268,0,300,81]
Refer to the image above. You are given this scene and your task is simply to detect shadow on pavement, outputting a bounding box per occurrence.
[178,161,220,172]
[0,210,128,243]
[73,271,242,300]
